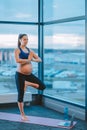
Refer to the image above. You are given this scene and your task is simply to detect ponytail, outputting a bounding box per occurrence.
[17,34,27,48]
[18,39,21,48]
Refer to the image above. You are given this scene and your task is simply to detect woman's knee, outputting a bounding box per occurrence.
[18,98,23,102]
[18,96,23,102]
[38,82,46,90]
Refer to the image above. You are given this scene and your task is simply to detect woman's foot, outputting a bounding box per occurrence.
[21,115,29,121]
[24,82,28,91]
[24,81,39,91]
[33,84,39,89]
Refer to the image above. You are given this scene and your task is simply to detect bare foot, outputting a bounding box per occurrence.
[24,81,39,91]
[33,84,39,89]
[21,115,29,121]
[24,82,28,91]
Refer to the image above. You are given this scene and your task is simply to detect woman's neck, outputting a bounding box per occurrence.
[20,45,26,49]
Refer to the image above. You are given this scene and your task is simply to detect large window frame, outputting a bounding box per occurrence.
[39,0,86,120]
[0,1,39,96]
[0,0,86,121]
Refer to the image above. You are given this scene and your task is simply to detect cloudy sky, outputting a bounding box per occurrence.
[0,0,85,49]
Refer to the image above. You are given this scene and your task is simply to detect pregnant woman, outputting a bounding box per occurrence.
[14,34,46,121]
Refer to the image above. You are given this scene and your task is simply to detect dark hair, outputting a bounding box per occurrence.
[18,34,27,48]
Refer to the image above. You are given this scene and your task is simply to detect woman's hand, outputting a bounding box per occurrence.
[32,57,42,62]
[28,50,42,63]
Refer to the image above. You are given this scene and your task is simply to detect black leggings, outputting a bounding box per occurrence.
[15,71,46,102]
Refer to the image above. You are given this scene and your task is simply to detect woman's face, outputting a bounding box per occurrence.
[20,35,28,46]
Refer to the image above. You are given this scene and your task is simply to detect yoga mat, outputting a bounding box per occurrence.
[0,112,77,129]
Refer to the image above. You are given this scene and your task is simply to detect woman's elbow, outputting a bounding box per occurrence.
[15,59,20,63]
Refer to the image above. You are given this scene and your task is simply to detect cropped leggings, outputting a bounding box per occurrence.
[15,71,46,102]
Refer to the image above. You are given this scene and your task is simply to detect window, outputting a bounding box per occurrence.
[0,24,38,94]
[44,0,85,21]
[0,0,38,22]
[0,0,85,107]
[44,20,85,106]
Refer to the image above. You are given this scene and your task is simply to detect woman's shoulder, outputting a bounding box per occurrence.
[29,49,35,55]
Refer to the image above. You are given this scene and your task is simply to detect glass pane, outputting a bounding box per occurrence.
[44,20,85,106]
[0,0,38,22]
[44,0,85,21]
[0,24,38,94]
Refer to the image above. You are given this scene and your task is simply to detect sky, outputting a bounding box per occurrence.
[0,0,38,22]
[44,0,85,21]
[0,0,85,49]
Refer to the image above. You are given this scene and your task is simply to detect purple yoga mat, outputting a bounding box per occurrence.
[0,112,76,129]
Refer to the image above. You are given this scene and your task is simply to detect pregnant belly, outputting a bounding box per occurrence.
[20,63,32,74]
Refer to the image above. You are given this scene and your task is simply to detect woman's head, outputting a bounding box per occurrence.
[18,34,28,48]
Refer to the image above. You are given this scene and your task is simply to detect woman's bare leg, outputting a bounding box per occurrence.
[18,102,28,121]
[24,81,39,91]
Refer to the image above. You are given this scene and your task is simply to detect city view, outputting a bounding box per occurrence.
[0,0,86,129]
[44,49,85,106]
[0,47,85,106]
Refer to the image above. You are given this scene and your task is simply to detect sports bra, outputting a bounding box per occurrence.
[19,47,30,59]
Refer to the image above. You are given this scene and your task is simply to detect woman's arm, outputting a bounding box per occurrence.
[14,49,30,65]
[28,50,42,62]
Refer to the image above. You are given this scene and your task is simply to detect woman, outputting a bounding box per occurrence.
[14,34,46,121]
